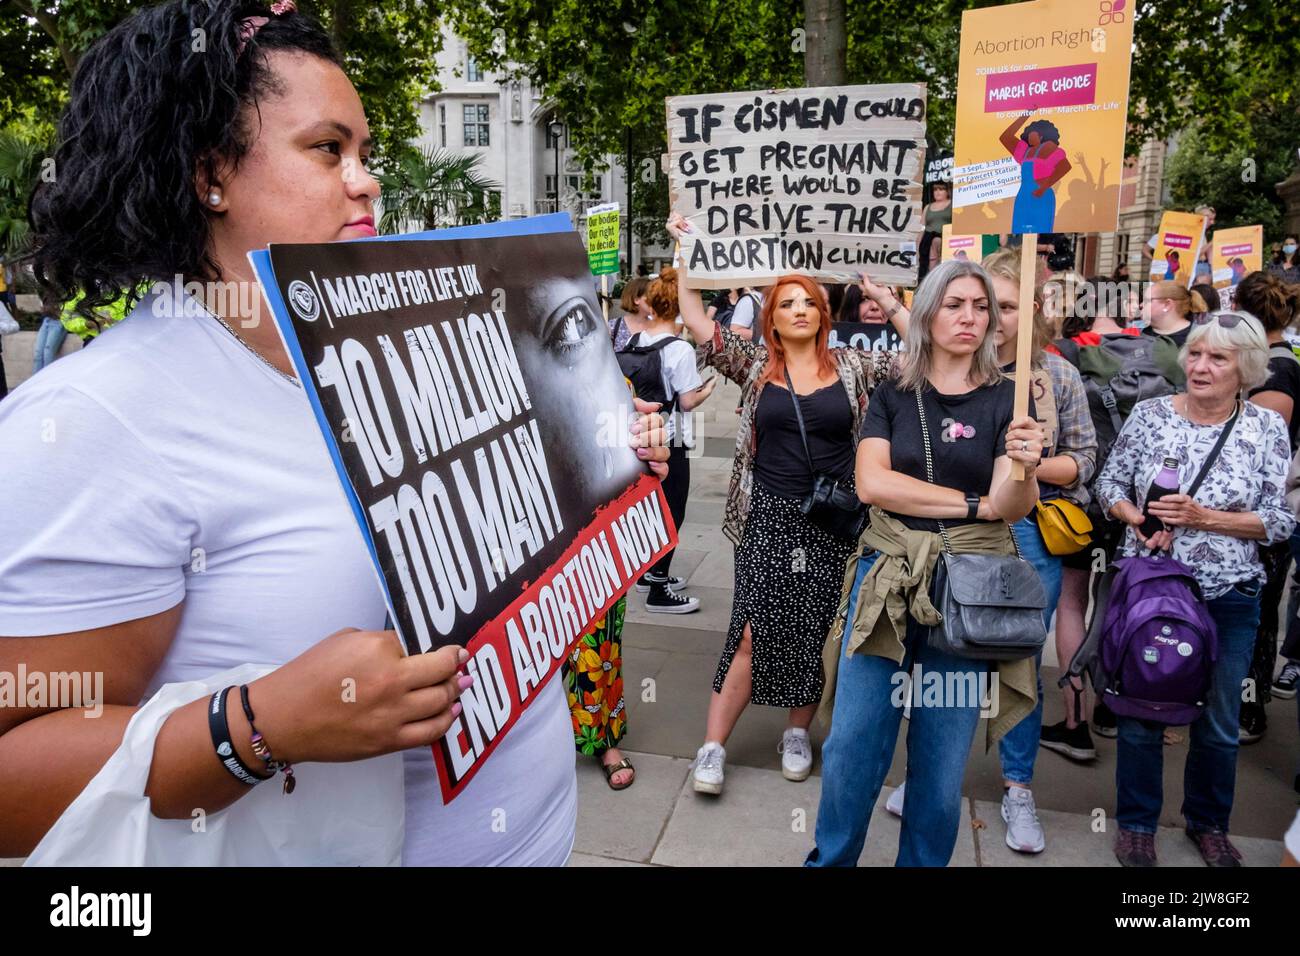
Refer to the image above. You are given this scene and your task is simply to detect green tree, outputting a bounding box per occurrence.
[375,147,501,233]
[0,126,50,257]
[446,0,1299,252]
[0,0,445,159]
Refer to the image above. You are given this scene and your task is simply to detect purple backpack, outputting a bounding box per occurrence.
[1099,555,1218,725]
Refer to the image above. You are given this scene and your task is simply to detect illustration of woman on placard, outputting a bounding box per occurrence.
[1163,249,1180,281]
[1229,257,1247,285]
[999,110,1072,233]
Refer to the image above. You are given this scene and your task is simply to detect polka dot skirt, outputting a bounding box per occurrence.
[713,480,856,708]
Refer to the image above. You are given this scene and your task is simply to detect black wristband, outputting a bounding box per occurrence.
[965,494,981,520]
[208,686,270,786]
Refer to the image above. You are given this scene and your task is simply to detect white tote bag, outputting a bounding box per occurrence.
[0,300,19,336]
[26,663,405,866]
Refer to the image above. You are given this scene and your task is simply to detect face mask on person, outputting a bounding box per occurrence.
[1285,243,1298,256]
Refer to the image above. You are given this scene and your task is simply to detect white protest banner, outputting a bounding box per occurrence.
[667,84,927,288]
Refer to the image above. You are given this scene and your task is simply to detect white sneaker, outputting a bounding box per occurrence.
[1001,786,1046,854]
[692,742,726,794]
[778,727,812,781]
[885,782,905,818]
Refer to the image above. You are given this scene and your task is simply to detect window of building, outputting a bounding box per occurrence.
[545,174,557,199]
[463,104,490,147]
[467,56,483,82]
[438,104,446,148]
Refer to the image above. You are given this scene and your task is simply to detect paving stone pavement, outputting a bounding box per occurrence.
[572,376,1298,867]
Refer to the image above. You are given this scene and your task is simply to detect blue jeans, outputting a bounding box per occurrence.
[1115,583,1262,834]
[807,550,987,867]
[998,516,1063,785]
[32,316,67,374]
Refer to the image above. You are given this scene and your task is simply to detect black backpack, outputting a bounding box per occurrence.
[711,291,737,328]
[616,333,679,414]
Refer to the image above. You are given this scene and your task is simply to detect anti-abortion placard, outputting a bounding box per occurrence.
[828,321,902,352]
[253,228,675,802]
[1211,225,1263,290]
[667,83,927,288]
[1149,210,1207,288]
[952,0,1134,235]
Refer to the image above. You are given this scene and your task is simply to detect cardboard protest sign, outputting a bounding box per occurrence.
[951,0,1134,235]
[1211,225,1263,290]
[828,321,902,352]
[251,224,675,801]
[585,202,621,276]
[666,83,927,288]
[1149,211,1207,288]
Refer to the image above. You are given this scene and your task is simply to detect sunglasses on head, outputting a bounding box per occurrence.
[1191,311,1261,333]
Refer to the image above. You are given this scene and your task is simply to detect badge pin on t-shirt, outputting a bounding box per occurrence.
[945,420,976,441]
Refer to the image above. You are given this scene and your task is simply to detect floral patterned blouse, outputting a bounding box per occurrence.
[1094,396,1295,599]
[698,323,894,545]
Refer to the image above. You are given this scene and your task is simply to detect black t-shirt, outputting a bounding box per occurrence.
[1143,323,1191,350]
[859,378,1020,532]
[1249,344,1300,451]
[753,379,855,500]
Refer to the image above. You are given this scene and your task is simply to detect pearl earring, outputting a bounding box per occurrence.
[208,192,221,206]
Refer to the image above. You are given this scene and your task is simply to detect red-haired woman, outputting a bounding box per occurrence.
[666,213,905,793]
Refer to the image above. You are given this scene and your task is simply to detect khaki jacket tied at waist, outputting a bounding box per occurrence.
[818,507,1038,749]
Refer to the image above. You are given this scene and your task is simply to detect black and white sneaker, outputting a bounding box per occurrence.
[1273,660,1299,700]
[1039,719,1097,762]
[1092,698,1118,739]
[635,572,686,594]
[645,583,700,614]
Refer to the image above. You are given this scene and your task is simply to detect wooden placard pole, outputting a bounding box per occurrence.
[1011,233,1037,481]
[600,273,609,323]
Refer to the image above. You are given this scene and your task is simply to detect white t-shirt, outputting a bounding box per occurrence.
[729,292,762,333]
[632,330,701,446]
[0,288,575,866]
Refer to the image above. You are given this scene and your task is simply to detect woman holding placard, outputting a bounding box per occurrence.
[807,259,1046,867]
[0,1,670,866]
[665,212,903,794]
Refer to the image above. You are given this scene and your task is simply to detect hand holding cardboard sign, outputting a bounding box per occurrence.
[251,630,469,764]
[631,396,670,478]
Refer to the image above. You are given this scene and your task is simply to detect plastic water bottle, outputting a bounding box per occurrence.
[1140,457,1181,539]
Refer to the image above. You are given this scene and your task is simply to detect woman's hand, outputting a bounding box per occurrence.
[631,396,670,478]
[859,273,896,308]
[252,629,469,765]
[1113,499,1173,551]
[1146,493,1209,530]
[666,212,692,243]
[1032,187,1046,198]
[1004,415,1045,475]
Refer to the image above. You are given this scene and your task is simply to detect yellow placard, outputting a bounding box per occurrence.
[940,224,982,262]
[952,0,1134,236]
[1210,225,1263,290]
[1149,211,1207,289]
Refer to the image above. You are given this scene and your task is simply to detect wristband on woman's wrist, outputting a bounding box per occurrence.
[208,685,271,786]
[238,684,296,794]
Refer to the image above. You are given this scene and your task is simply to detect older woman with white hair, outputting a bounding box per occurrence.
[1094,310,1295,868]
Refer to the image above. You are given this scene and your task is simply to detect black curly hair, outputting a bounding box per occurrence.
[1020,119,1061,145]
[29,0,340,323]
